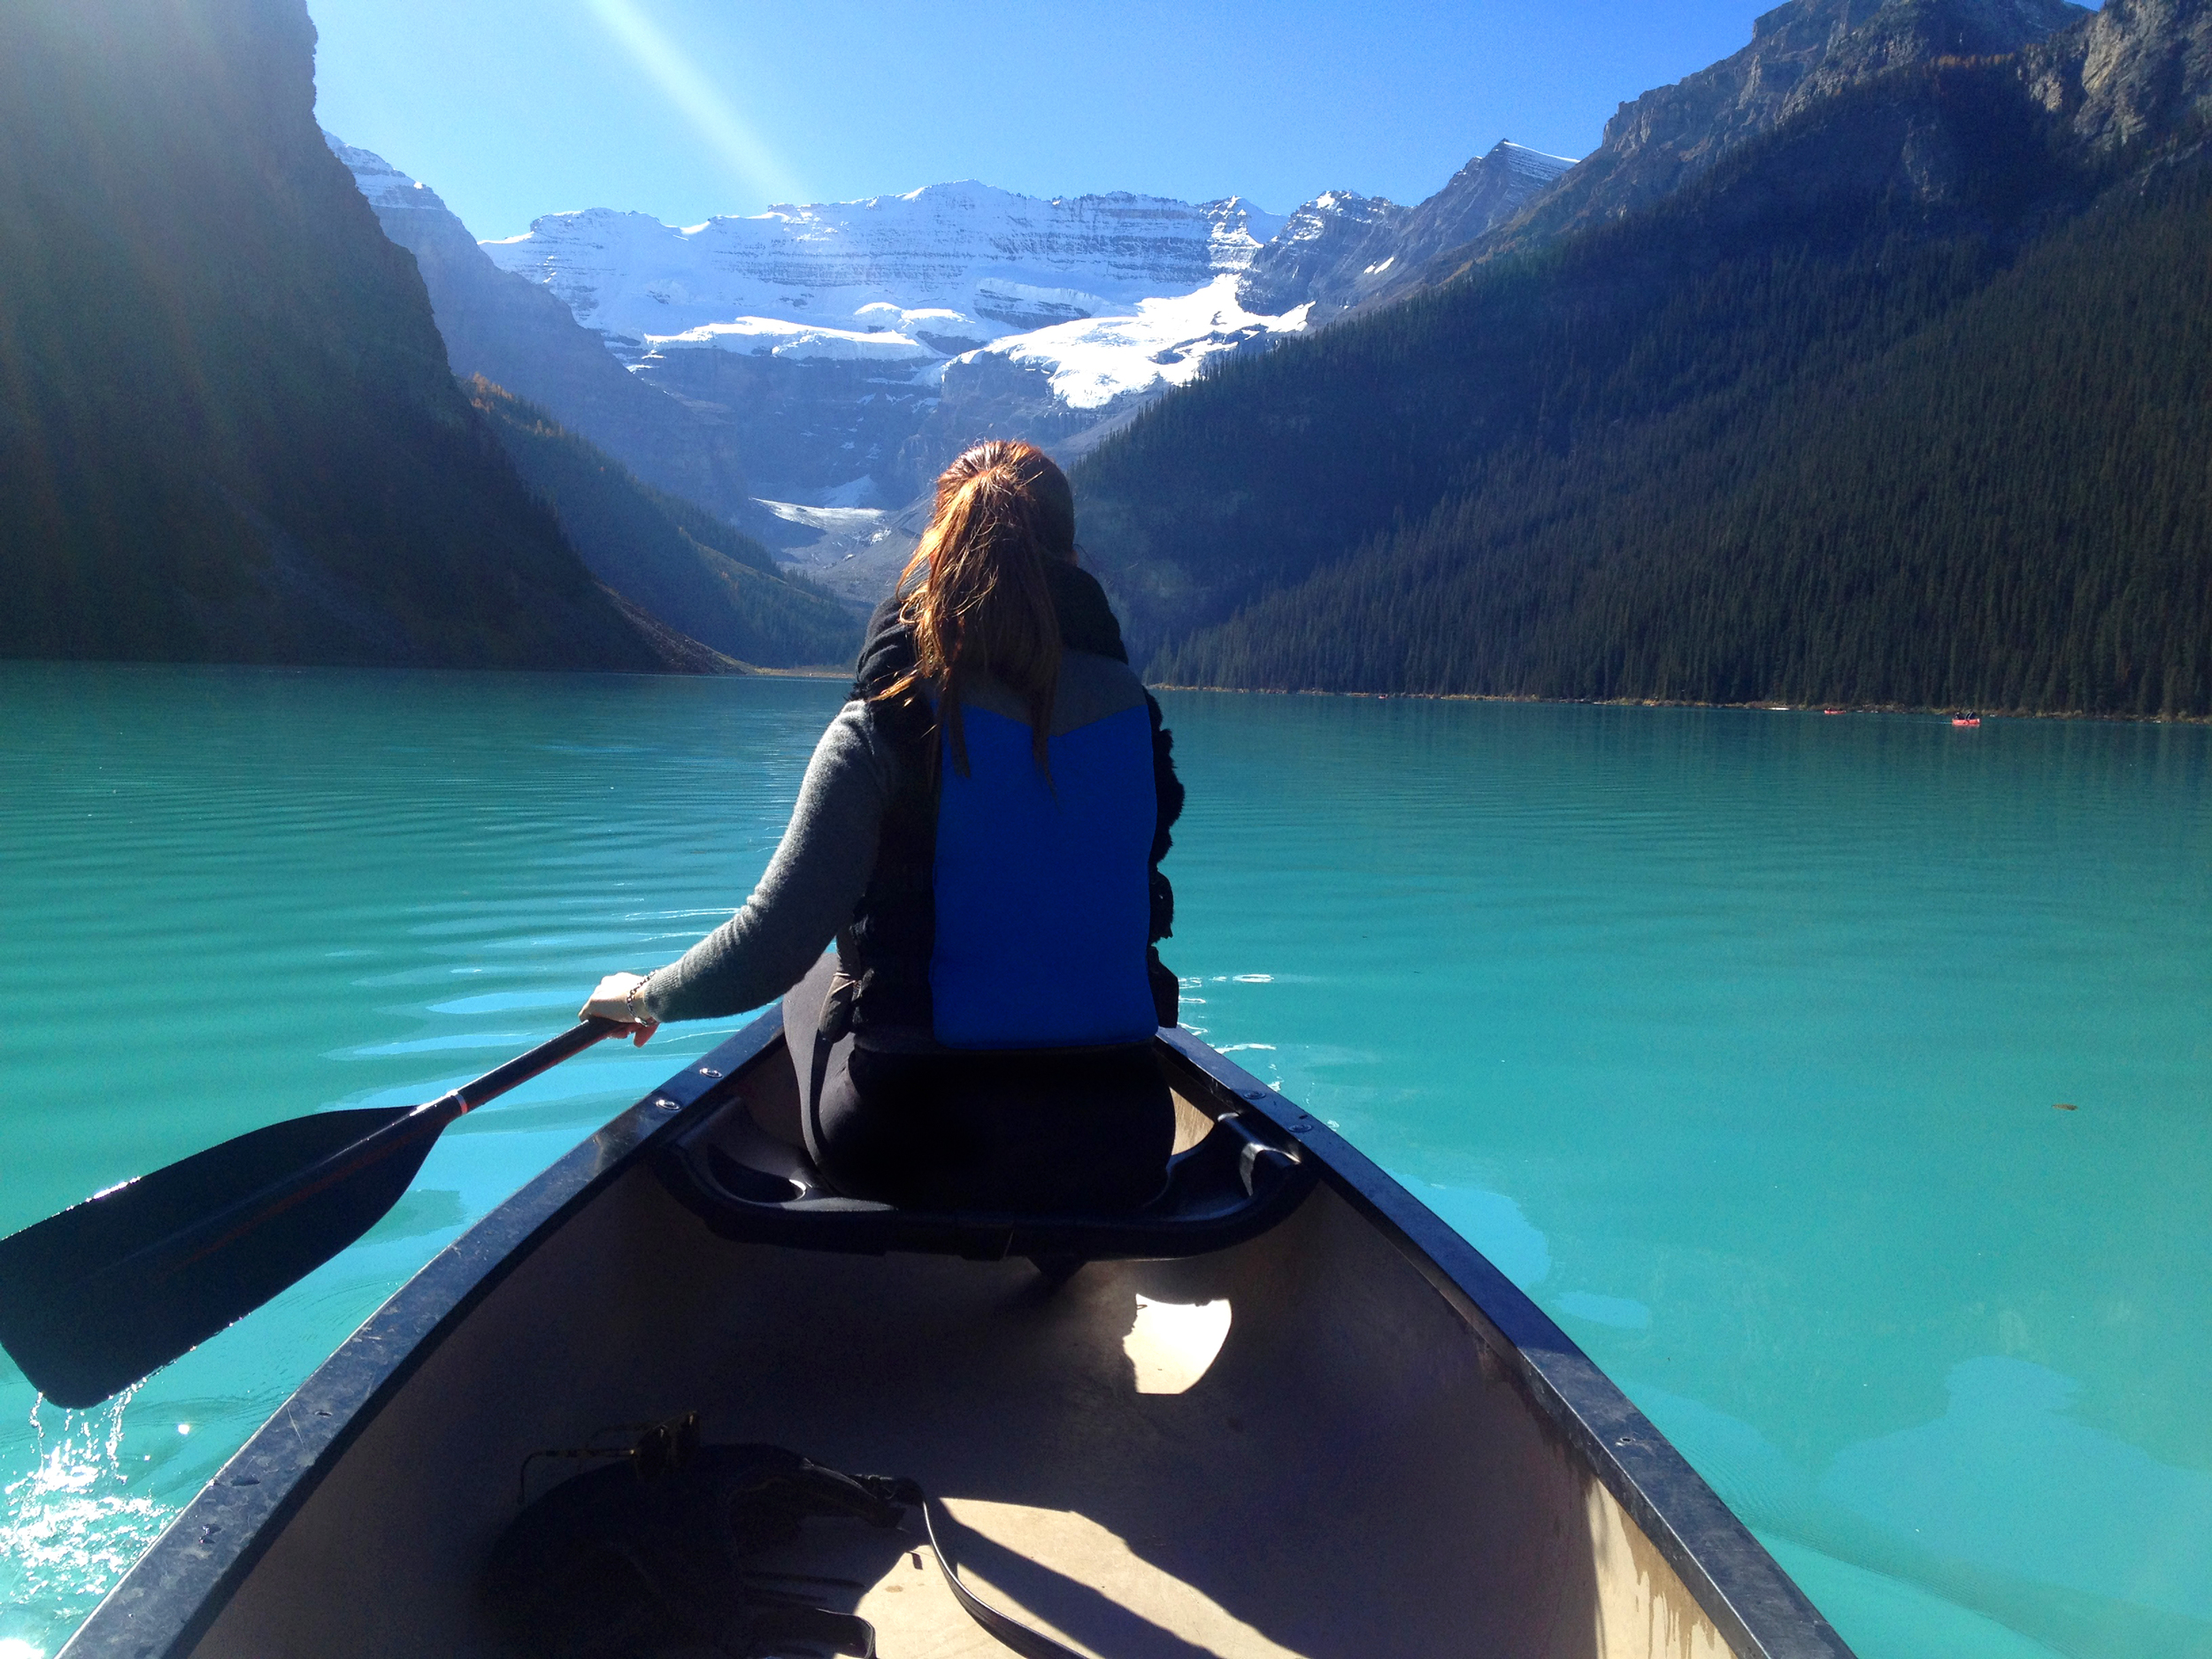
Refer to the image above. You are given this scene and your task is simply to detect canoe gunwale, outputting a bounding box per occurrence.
[62,1018,1854,1659]
[1153,1027,1853,1659]
[57,1011,788,1659]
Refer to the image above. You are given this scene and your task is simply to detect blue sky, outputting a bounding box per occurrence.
[310,0,1781,240]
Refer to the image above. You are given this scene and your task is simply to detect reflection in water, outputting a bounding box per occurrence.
[1823,1357,2212,1622]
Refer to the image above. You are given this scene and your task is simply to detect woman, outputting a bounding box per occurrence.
[582,441,1184,1213]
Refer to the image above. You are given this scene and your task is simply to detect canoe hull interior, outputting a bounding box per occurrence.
[67,1022,1846,1659]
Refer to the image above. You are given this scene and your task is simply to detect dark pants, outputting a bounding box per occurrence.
[782,954,1174,1212]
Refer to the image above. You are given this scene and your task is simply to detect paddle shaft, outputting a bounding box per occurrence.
[142,1018,626,1285]
[449,1018,625,1112]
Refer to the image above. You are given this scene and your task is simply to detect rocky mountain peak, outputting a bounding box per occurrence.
[1236,188,1409,316]
[328,135,754,519]
[1240,141,1575,319]
[326,136,485,268]
[2024,0,2212,152]
[1348,141,1576,311]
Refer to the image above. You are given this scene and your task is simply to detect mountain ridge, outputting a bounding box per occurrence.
[463,156,1569,511]
[463,379,861,669]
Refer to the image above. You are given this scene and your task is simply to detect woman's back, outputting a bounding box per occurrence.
[588,439,1182,1211]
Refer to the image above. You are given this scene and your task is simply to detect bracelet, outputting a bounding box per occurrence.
[626,971,657,1025]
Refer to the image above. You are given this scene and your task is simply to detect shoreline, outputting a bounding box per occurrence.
[1141,684,2212,726]
[7,657,2201,722]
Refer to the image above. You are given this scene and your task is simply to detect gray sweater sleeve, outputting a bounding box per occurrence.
[640,702,888,1023]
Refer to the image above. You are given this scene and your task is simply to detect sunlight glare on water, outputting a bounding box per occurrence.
[2,664,2208,1659]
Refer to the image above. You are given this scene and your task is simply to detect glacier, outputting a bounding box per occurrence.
[994,275,1310,411]
[479,180,1314,510]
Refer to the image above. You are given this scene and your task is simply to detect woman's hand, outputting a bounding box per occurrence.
[581,972,660,1046]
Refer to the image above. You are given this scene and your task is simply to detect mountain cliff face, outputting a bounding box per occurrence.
[1333,143,1576,313]
[331,139,753,522]
[1234,191,1411,316]
[1477,0,2085,257]
[2024,0,2212,149]
[485,185,1287,351]
[1232,142,1577,320]
[0,0,655,668]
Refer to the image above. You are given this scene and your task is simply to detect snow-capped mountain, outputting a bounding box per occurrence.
[483,183,1286,358]
[480,182,1315,509]
[331,141,1584,587]
[1236,189,1411,317]
[478,158,1576,514]
[1353,141,1576,306]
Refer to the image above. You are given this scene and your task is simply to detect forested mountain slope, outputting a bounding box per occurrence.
[466,381,861,669]
[1075,0,2212,717]
[1150,154,2211,713]
[0,0,656,669]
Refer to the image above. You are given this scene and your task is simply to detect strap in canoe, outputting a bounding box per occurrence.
[491,1426,1087,1659]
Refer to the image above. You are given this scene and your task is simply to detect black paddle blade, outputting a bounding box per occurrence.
[0,1105,446,1408]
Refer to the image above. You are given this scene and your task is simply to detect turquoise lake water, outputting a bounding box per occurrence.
[1,662,2207,1658]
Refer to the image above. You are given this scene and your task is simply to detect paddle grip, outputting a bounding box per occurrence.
[453,1019,622,1115]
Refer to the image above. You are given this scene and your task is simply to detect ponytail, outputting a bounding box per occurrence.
[876,441,1072,780]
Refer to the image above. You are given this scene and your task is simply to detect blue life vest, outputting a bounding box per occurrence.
[929,703,1159,1048]
[839,567,1183,1049]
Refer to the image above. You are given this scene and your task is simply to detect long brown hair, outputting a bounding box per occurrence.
[877,440,1075,777]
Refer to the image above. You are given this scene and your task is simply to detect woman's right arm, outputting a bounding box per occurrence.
[604,702,892,1025]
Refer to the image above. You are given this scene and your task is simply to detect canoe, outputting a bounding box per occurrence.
[61,1015,1853,1658]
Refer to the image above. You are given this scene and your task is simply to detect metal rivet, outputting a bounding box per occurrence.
[697,1066,722,1079]
[654,1097,679,1110]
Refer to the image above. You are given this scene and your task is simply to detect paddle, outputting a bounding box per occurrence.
[0,1019,622,1409]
